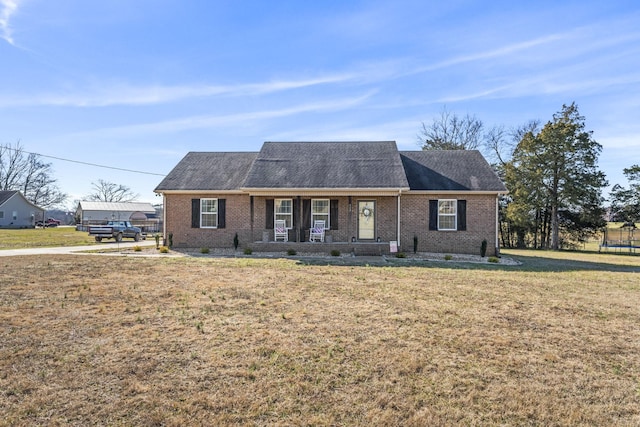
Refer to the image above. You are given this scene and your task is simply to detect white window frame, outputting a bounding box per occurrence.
[311,199,330,229]
[200,198,218,228]
[438,199,457,231]
[0,211,4,219]
[12,211,18,221]
[275,199,293,229]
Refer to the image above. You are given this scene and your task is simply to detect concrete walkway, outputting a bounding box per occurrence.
[0,241,156,257]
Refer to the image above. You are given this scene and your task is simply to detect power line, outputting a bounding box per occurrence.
[3,145,167,176]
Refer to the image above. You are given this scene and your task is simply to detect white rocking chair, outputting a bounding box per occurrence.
[309,220,326,242]
[274,219,288,242]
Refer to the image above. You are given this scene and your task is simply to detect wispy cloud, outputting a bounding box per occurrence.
[0,73,357,107]
[63,91,376,138]
[425,33,569,72]
[0,0,19,46]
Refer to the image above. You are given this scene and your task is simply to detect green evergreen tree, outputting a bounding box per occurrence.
[609,165,640,222]
[505,103,607,250]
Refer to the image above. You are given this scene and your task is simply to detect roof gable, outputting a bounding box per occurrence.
[0,190,44,211]
[243,142,409,189]
[0,190,18,207]
[400,150,506,192]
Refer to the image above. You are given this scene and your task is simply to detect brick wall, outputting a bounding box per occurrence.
[164,193,498,255]
[164,194,252,248]
[399,193,498,256]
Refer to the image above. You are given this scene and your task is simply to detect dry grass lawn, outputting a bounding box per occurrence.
[1,251,639,426]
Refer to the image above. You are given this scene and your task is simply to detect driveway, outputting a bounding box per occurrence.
[0,241,156,257]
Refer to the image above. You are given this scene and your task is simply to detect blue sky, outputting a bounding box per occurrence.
[1,0,639,207]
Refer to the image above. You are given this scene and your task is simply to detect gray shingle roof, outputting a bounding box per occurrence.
[155,152,258,191]
[154,144,506,193]
[400,150,506,191]
[0,190,18,206]
[243,142,410,189]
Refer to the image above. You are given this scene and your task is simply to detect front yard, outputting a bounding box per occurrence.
[1,251,639,425]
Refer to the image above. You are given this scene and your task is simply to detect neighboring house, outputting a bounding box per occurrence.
[76,201,160,232]
[0,190,45,229]
[155,141,507,255]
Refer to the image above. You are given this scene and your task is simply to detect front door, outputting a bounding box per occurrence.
[357,200,375,240]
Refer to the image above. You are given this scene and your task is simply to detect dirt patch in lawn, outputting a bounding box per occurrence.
[1,254,639,425]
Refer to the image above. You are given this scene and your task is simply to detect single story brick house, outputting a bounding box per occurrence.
[155,141,507,255]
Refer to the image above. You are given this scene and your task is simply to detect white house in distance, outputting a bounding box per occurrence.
[76,201,160,232]
[0,190,45,228]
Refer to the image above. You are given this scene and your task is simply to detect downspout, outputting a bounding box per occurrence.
[397,191,401,248]
[162,193,167,246]
[495,195,500,256]
[297,196,302,242]
[250,196,254,241]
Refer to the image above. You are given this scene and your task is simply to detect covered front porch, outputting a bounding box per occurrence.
[248,192,402,249]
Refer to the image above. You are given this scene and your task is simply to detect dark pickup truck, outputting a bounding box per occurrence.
[88,221,144,242]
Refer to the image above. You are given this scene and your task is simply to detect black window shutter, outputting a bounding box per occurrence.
[293,198,299,227]
[265,199,274,228]
[218,199,226,229]
[429,200,438,230]
[302,199,311,241]
[457,200,467,231]
[192,199,200,228]
[330,199,339,230]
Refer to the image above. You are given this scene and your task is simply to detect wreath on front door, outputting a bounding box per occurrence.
[360,205,373,222]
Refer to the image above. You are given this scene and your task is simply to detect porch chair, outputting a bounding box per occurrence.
[309,220,326,242]
[274,219,288,242]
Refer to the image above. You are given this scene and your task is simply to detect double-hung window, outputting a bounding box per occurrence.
[200,198,218,228]
[275,199,293,228]
[438,200,457,231]
[311,199,329,229]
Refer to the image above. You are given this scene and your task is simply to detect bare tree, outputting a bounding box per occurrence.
[418,107,484,150]
[484,120,541,167]
[87,179,139,202]
[0,141,67,208]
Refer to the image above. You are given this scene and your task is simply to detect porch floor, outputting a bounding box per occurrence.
[251,241,392,256]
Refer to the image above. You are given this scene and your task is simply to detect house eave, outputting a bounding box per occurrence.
[154,189,247,195]
[155,188,508,196]
[404,190,508,195]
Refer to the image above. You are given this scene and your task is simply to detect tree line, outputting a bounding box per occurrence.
[418,103,638,250]
[0,142,139,209]
[4,103,637,249]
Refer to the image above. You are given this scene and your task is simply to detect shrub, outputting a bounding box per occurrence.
[395,252,406,258]
[413,235,418,254]
[444,254,453,261]
[168,233,173,248]
[330,249,340,257]
[244,248,252,255]
[488,256,499,263]
[200,247,210,254]
[481,239,488,257]
[153,233,160,249]
[159,246,170,254]
[287,249,297,256]
[233,233,239,250]
[133,245,142,252]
